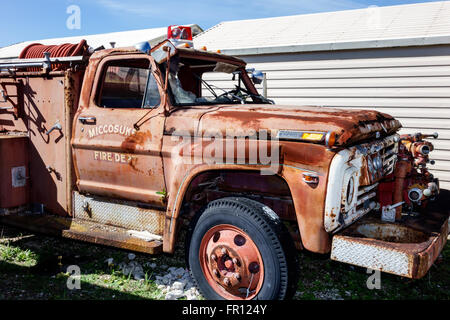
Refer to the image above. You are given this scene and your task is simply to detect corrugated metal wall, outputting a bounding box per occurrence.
[204,45,450,189]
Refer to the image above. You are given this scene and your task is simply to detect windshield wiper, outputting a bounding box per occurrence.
[192,73,218,98]
[237,86,274,104]
[194,74,244,104]
[247,92,274,104]
[201,80,244,104]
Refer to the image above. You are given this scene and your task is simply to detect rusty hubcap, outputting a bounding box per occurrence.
[199,224,264,300]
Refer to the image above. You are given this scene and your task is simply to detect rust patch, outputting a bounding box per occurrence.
[193,105,401,147]
[121,130,152,152]
[281,141,334,168]
[128,156,144,174]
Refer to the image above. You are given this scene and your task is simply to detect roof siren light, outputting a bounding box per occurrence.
[135,41,152,54]
[167,25,193,48]
[247,68,264,85]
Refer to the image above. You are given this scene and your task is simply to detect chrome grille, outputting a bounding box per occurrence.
[356,183,378,207]
[382,140,397,176]
[340,134,398,228]
[357,134,399,183]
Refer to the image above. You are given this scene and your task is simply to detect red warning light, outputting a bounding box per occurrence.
[167,25,193,41]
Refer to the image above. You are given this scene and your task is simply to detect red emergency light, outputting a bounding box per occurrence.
[167,25,193,48]
[168,25,192,41]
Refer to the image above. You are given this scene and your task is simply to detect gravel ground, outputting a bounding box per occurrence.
[112,253,202,300]
[0,223,448,300]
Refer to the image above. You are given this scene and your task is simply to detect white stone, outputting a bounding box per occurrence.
[152,265,203,300]
[186,294,196,300]
[165,289,184,300]
[117,260,146,280]
[171,280,186,291]
[128,253,136,260]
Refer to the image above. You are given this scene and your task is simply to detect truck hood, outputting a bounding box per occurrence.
[166,104,402,146]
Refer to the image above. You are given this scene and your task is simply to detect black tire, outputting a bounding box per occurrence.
[186,197,298,300]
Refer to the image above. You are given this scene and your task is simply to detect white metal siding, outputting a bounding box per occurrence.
[203,45,450,189]
[194,1,450,55]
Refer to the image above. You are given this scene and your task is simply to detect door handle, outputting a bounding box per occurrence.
[79,116,96,124]
[46,120,62,135]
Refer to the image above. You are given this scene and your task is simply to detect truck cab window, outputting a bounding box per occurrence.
[99,60,160,109]
[163,59,268,106]
[143,73,161,108]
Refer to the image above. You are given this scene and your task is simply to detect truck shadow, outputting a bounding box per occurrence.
[0,190,448,300]
[0,224,171,300]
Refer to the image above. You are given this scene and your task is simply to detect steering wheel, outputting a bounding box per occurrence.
[217,86,250,102]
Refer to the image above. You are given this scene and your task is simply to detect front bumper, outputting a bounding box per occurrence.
[330,192,449,279]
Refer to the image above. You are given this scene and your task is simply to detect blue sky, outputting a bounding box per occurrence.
[0,0,444,47]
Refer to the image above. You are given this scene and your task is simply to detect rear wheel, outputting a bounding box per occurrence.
[186,197,298,300]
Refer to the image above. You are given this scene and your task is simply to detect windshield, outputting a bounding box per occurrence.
[163,56,271,106]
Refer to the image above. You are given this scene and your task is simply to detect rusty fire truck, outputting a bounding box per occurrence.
[0,26,448,300]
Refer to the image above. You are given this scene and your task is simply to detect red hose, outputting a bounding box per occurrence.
[19,39,88,71]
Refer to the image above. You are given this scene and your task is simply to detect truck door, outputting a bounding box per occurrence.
[72,54,166,207]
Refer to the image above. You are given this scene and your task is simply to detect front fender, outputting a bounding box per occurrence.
[280,142,336,253]
[161,138,336,254]
[162,163,264,253]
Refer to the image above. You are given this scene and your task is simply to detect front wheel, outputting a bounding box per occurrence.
[187,197,298,300]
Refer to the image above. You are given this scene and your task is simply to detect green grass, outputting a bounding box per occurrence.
[294,244,450,300]
[1,242,38,264]
[0,224,448,300]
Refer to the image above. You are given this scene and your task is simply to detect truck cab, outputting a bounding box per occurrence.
[0,28,448,300]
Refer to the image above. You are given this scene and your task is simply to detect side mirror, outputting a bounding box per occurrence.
[151,40,177,64]
[247,68,264,85]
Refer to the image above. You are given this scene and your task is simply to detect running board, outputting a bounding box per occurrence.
[0,214,162,255]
